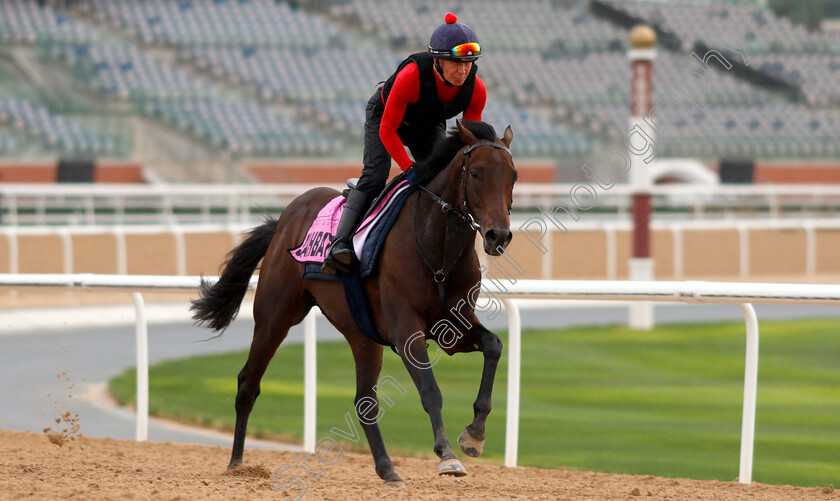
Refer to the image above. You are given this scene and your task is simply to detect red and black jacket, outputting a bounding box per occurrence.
[376,52,478,131]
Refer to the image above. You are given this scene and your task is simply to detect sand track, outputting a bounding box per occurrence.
[0,429,836,501]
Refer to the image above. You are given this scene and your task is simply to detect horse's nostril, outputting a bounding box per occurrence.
[485,229,512,254]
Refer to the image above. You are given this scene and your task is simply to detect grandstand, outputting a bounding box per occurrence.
[0,0,98,44]
[141,97,343,156]
[0,0,838,182]
[82,0,348,47]
[0,97,120,156]
[45,42,221,99]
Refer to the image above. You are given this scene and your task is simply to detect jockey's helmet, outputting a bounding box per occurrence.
[428,13,481,63]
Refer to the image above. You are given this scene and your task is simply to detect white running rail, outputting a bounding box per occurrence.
[3,183,840,225]
[2,274,840,484]
[3,218,840,280]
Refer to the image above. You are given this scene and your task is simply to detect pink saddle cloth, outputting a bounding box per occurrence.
[289,180,410,264]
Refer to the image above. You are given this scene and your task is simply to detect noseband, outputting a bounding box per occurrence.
[418,141,512,232]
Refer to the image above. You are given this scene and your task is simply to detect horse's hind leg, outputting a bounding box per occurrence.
[349,341,405,487]
[228,290,313,469]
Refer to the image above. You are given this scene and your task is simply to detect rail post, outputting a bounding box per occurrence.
[738,303,759,484]
[504,298,522,467]
[131,292,149,441]
[304,310,317,453]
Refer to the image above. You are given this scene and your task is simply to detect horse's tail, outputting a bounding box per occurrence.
[190,216,278,332]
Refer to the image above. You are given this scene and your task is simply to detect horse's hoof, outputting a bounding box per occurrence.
[458,428,485,458]
[381,469,404,488]
[227,460,242,470]
[437,458,467,477]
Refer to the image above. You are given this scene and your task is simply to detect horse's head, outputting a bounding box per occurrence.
[456,120,517,256]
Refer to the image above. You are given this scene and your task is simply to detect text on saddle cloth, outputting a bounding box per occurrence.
[288,195,344,263]
[289,180,411,265]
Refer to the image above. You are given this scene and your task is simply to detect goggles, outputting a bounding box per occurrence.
[430,42,481,60]
[450,42,480,58]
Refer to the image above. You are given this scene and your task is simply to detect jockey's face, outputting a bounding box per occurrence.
[436,58,473,87]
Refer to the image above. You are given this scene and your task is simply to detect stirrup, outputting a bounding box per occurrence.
[321,239,355,275]
[321,256,344,275]
[321,253,349,275]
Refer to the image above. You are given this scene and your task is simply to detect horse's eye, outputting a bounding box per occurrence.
[469,169,479,179]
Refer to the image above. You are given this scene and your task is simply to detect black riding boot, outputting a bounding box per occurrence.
[321,188,370,275]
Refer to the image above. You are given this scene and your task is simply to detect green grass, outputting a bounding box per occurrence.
[109,318,840,487]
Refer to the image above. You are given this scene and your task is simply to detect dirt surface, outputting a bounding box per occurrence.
[0,430,836,501]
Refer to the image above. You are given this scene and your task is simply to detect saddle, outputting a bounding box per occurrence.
[288,175,418,348]
[344,173,408,225]
[288,173,413,276]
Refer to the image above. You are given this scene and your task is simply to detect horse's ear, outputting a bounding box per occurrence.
[456,119,478,146]
[501,125,513,148]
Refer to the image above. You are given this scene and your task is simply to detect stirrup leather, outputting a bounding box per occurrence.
[320,188,370,275]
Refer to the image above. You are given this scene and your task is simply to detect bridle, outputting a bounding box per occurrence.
[417,141,512,233]
[413,140,513,316]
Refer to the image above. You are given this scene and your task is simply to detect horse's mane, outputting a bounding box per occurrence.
[412,120,498,185]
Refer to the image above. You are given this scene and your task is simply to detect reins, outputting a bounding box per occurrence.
[413,141,512,316]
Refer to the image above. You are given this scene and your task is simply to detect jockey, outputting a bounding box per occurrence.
[322,12,487,275]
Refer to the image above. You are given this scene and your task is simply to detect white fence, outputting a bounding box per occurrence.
[0,183,332,226]
[518,218,840,280]
[0,224,250,275]
[3,183,840,225]
[3,218,840,279]
[2,273,840,485]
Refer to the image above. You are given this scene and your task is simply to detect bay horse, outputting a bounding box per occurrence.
[190,120,517,487]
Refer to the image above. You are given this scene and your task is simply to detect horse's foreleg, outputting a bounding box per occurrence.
[350,342,405,487]
[458,324,502,458]
[398,330,466,477]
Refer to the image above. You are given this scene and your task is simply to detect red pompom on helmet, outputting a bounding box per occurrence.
[428,12,481,62]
